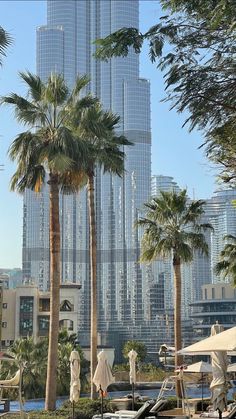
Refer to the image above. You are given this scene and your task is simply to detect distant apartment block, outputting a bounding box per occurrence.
[0,283,80,348]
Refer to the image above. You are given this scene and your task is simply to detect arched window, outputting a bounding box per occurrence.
[60,300,72,311]
[59,319,73,331]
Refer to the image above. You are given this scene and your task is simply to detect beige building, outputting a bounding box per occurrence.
[191,282,236,340]
[0,283,81,348]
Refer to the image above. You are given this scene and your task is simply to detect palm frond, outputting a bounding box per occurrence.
[56,127,86,158]
[214,232,236,284]
[19,71,43,102]
[44,73,69,105]
[72,74,90,97]
[0,26,12,65]
[60,170,87,194]
[8,131,40,161]
[10,165,45,193]
[1,93,48,126]
[215,260,230,277]
[113,135,133,147]
[98,144,125,176]
[47,152,75,173]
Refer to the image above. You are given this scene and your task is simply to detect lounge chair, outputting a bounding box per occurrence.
[0,368,24,415]
[199,404,236,419]
[93,399,156,419]
[112,398,167,417]
[0,369,21,387]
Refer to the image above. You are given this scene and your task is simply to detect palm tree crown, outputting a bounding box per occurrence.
[215,234,236,286]
[138,189,211,263]
[70,101,132,177]
[4,72,95,193]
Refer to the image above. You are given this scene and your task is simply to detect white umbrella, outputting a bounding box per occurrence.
[178,326,236,355]
[183,361,212,374]
[93,350,115,419]
[128,349,137,410]
[227,363,236,372]
[210,323,228,418]
[176,361,212,411]
[70,350,81,419]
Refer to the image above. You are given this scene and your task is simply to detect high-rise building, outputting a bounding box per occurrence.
[23,0,151,352]
[204,189,236,283]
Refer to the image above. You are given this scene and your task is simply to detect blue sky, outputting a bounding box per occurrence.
[0,0,217,268]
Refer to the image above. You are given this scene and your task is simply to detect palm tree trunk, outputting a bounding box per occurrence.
[173,254,183,399]
[45,174,61,410]
[87,173,97,399]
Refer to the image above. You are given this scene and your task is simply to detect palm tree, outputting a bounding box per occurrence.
[6,336,48,399]
[215,234,236,285]
[69,103,132,398]
[0,26,12,66]
[136,190,212,371]
[2,72,95,410]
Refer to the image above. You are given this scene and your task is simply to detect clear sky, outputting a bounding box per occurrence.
[0,0,217,269]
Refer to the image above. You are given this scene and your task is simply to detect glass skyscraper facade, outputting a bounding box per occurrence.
[23,0,151,351]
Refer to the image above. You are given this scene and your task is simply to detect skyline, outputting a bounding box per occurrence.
[0,0,218,269]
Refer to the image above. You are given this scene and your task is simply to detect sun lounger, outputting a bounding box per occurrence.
[93,399,156,419]
[199,404,236,419]
[0,369,21,387]
[113,398,167,417]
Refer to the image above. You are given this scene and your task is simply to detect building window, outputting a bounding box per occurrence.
[38,316,49,336]
[2,303,7,309]
[60,300,73,312]
[212,288,215,299]
[222,287,225,299]
[2,322,7,328]
[39,299,50,312]
[59,319,74,331]
[19,296,33,336]
[204,289,207,300]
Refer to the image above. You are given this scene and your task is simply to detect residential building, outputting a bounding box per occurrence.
[0,283,80,348]
[22,0,151,353]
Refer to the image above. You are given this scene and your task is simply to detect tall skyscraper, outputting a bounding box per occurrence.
[23,0,151,351]
[205,189,236,283]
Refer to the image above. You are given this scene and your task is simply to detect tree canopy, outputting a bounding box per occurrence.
[95,0,236,185]
[122,340,147,363]
[95,1,236,132]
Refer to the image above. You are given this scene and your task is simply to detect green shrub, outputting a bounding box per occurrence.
[61,397,116,419]
[112,363,129,372]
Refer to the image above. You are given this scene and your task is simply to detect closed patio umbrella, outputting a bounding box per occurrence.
[128,350,137,410]
[70,350,81,419]
[93,350,115,419]
[210,323,228,419]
